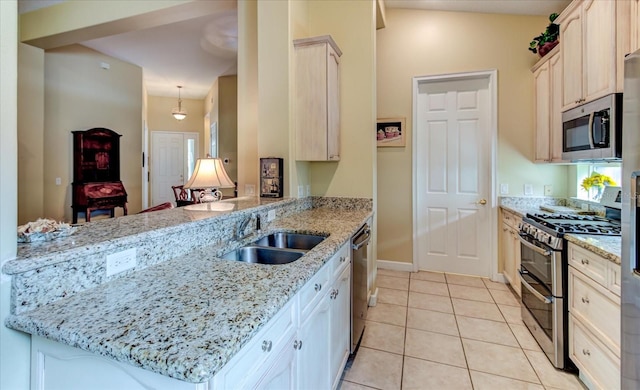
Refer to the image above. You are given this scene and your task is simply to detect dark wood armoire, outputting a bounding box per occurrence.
[71,128,128,223]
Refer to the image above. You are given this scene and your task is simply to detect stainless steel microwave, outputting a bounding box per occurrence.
[562,93,622,162]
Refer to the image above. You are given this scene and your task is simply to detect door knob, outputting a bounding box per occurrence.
[477,199,487,205]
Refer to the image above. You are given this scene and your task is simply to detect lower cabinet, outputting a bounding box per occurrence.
[329,264,351,389]
[31,242,353,390]
[567,242,621,390]
[252,333,298,389]
[500,210,522,296]
[297,290,332,389]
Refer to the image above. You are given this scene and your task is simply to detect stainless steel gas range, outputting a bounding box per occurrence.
[518,202,621,370]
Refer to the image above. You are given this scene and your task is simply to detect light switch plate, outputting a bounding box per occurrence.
[245,184,255,196]
[524,184,533,196]
[500,184,509,195]
[298,185,304,197]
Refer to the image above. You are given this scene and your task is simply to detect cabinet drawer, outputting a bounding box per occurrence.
[502,210,521,230]
[221,300,296,388]
[568,244,608,286]
[331,243,350,280]
[569,315,620,390]
[569,267,620,356]
[299,261,331,319]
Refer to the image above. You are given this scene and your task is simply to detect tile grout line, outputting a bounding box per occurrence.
[448,278,476,390]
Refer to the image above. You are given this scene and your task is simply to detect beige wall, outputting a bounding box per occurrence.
[43,44,143,221]
[218,76,238,197]
[1,1,31,389]
[377,9,568,263]
[204,75,238,198]
[17,43,45,225]
[147,95,205,146]
[237,0,259,196]
[307,0,377,199]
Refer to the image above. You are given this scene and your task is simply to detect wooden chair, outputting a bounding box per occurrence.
[172,185,192,207]
[137,202,174,214]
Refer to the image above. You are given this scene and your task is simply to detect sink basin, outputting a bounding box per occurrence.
[221,246,305,265]
[252,233,326,250]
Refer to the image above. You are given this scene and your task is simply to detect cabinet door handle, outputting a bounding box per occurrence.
[581,259,590,265]
[582,348,591,356]
[340,256,346,263]
[293,340,303,350]
[315,283,322,292]
[582,297,590,304]
[262,340,272,352]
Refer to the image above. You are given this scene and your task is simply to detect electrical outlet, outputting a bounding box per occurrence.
[245,184,255,196]
[500,184,509,195]
[106,248,136,277]
[267,209,276,222]
[524,184,533,196]
[544,185,553,196]
[306,185,311,197]
[55,177,62,186]
[298,185,304,198]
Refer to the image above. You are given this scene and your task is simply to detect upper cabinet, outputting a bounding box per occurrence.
[557,0,631,111]
[532,48,564,163]
[632,0,640,53]
[294,35,342,162]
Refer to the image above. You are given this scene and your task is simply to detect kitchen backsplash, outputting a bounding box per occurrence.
[499,196,565,209]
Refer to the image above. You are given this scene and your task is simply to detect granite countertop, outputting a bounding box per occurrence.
[499,205,621,264]
[6,207,372,384]
[565,234,621,265]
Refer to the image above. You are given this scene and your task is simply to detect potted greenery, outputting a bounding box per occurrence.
[529,13,560,57]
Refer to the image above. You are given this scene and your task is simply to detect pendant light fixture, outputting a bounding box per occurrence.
[172,85,187,121]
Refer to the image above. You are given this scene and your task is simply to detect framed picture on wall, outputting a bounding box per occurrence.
[376,118,405,147]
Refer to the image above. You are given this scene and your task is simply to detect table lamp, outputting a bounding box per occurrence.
[183,158,235,210]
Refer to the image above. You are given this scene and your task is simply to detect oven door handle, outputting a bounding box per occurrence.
[518,234,552,257]
[518,269,553,304]
[588,111,595,149]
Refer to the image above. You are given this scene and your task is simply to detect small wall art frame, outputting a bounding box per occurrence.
[376,117,405,147]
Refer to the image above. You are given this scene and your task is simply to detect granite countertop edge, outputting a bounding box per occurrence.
[5,207,373,384]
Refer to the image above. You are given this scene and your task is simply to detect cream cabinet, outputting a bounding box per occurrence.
[294,35,342,161]
[556,0,630,111]
[567,242,620,390]
[31,242,354,390]
[532,48,564,163]
[500,210,522,296]
[632,0,640,53]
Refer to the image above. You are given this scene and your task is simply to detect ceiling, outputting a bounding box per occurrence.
[18,0,570,100]
[384,0,571,16]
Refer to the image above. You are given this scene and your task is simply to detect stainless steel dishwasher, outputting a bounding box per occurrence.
[351,223,370,353]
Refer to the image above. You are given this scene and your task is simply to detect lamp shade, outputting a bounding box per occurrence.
[184,158,235,189]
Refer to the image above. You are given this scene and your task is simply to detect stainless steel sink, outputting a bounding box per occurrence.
[252,233,325,250]
[221,246,305,265]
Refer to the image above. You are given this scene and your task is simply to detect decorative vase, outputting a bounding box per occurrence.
[538,40,559,58]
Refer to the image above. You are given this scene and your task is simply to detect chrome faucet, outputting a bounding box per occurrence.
[236,214,260,240]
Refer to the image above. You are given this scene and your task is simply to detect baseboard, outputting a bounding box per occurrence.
[376,259,414,272]
[368,288,378,307]
[493,273,507,283]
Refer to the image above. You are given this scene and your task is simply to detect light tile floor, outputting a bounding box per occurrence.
[339,270,586,390]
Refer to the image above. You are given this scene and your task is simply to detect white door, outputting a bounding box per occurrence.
[414,72,495,277]
[151,132,198,206]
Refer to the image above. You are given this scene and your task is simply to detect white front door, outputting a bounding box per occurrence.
[151,132,198,206]
[414,72,495,277]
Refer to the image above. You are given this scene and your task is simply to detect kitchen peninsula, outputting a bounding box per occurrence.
[3,197,373,388]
